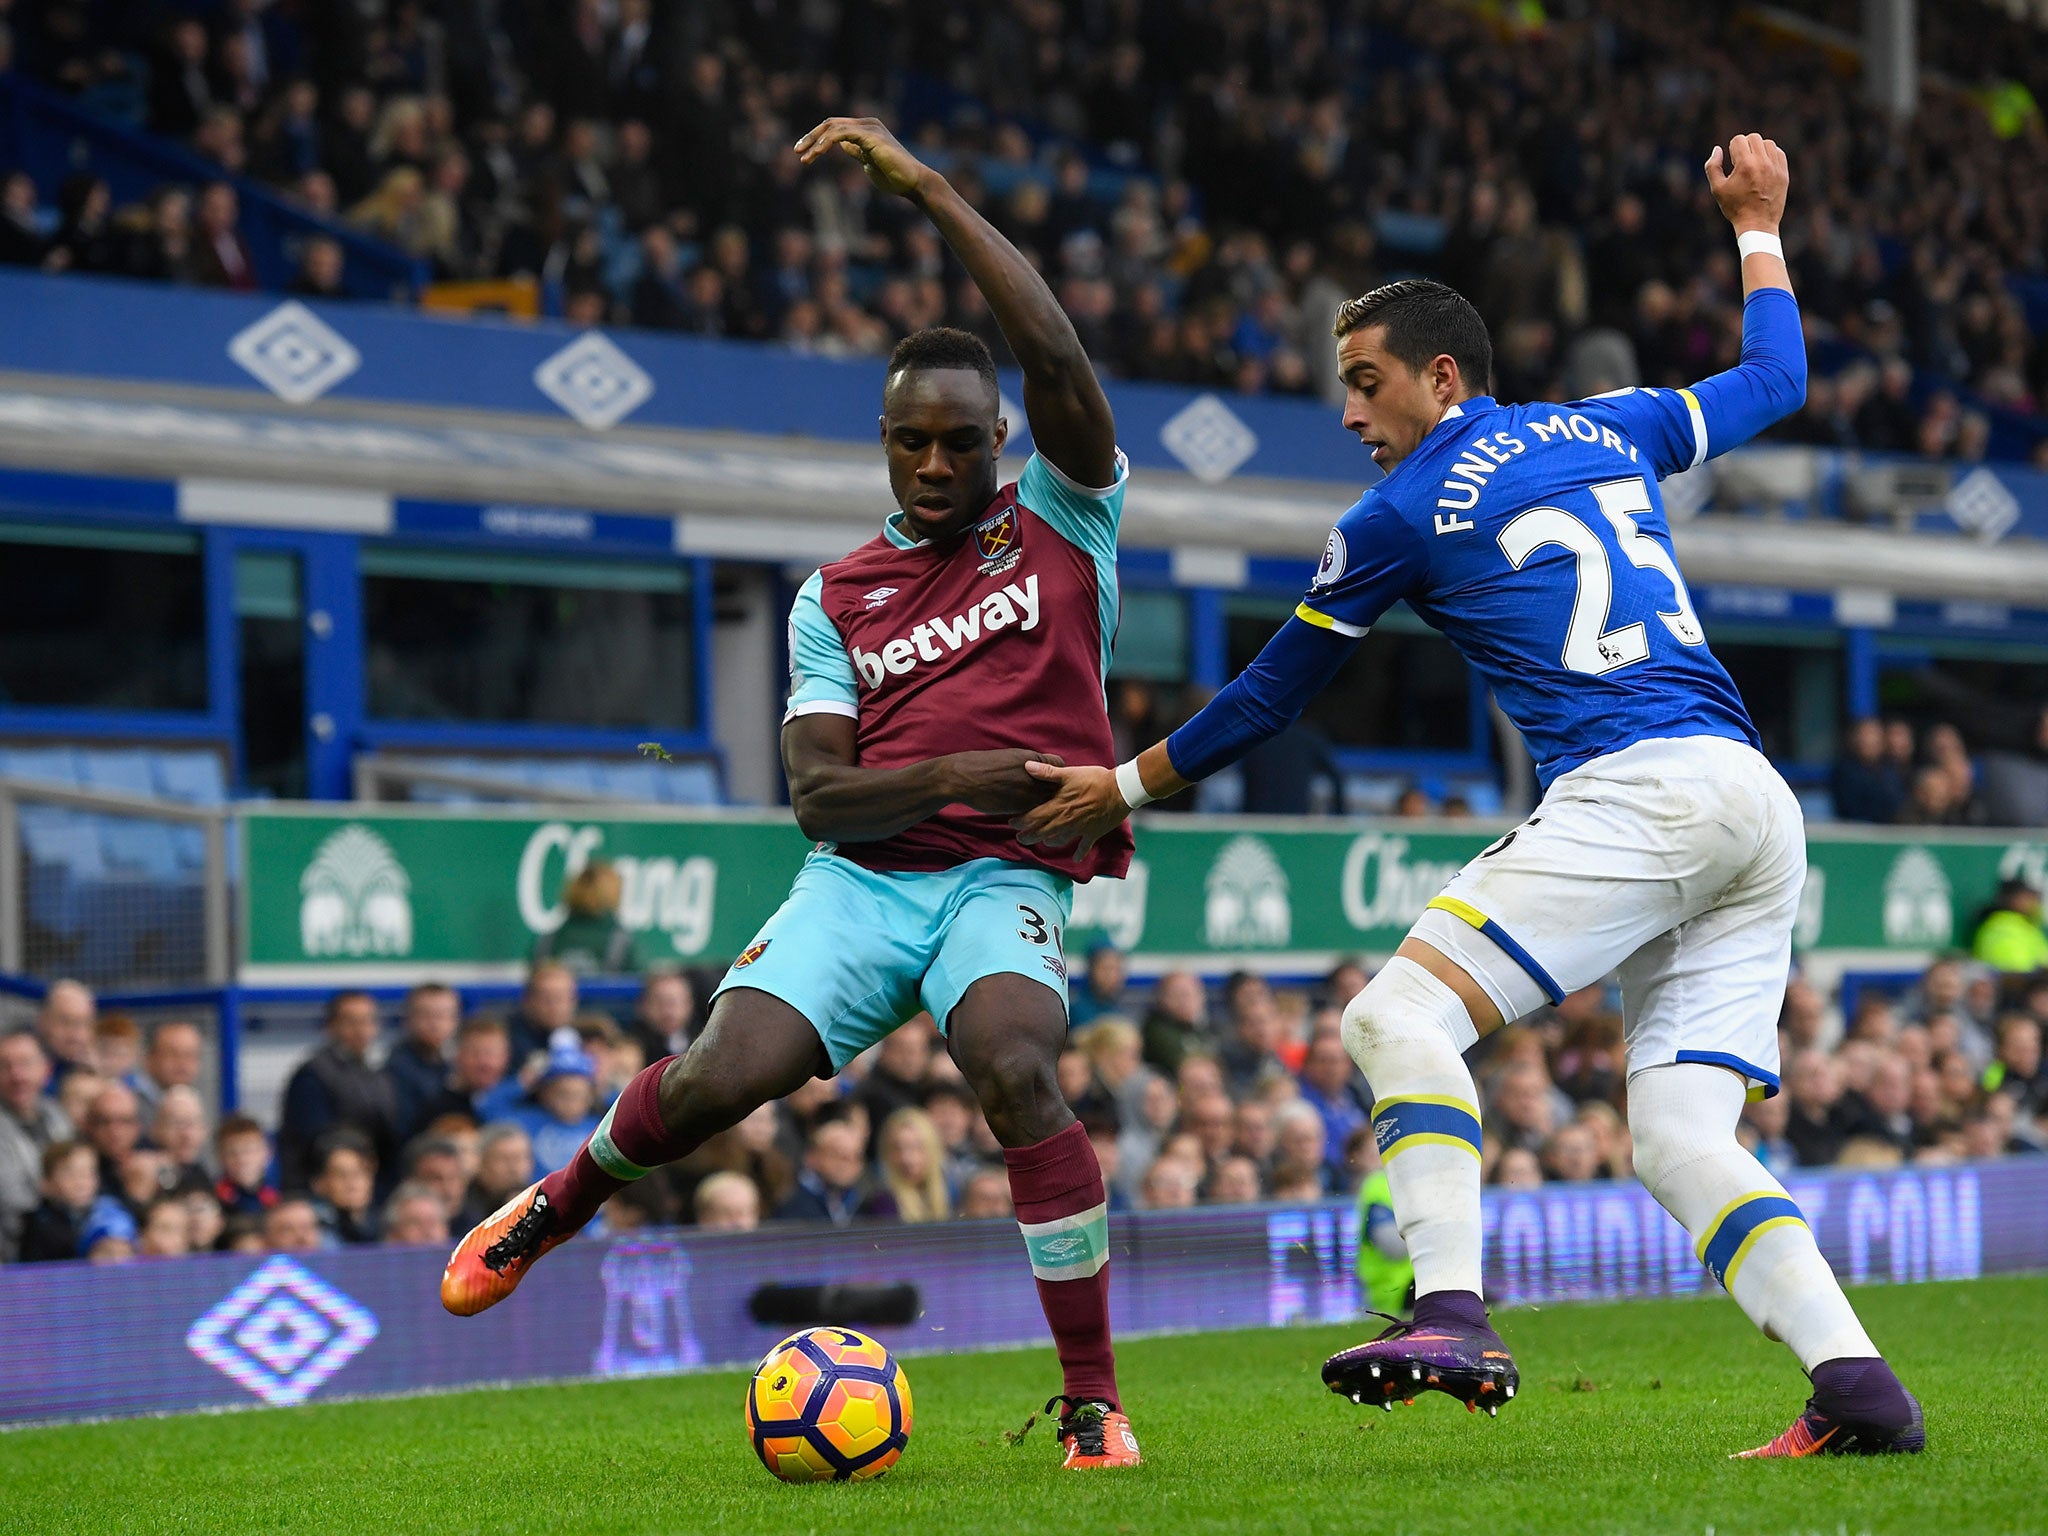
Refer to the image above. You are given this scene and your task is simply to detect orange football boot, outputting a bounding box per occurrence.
[1732,1390,1924,1459]
[1051,1398,1142,1468]
[440,1183,569,1316]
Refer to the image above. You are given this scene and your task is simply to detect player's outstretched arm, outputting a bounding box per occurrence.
[782,713,1062,845]
[796,117,1116,489]
[1013,616,1358,854]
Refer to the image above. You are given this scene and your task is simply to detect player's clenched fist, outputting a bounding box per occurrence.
[1706,132,1788,234]
[943,749,1067,816]
[795,117,935,201]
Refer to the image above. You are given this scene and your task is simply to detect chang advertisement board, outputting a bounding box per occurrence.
[242,806,2048,980]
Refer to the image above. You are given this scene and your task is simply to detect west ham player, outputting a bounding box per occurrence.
[442,117,1142,1470]
[1017,136,1922,1459]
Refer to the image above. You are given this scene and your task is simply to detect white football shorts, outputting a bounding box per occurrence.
[1409,734,1804,1099]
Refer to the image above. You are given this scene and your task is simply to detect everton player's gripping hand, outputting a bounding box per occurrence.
[1011,762,1127,857]
[795,117,934,202]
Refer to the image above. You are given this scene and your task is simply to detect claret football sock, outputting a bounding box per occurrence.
[1629,1063,1880,1370]
[539,1055,686,1234]
[1004,1121,1119,1408]
[1340,959,1487,1298]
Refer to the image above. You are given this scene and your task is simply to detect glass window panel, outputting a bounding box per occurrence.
[364,549,696,728]
[234,551,302,620]
[1109,590,1187,682]
[1877,644,2048,753]
[1710,634,1842,766]
[0,523,206,711]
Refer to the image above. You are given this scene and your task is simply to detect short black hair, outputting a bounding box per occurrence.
[323,989,376,1026]
[313,1126,376,1173]
[1332,279,1493,395]
[886,326,998,397]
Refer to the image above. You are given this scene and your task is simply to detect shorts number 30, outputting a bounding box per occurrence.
[1017,903,1062,951]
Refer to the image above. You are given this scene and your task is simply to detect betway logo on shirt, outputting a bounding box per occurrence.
[851,575,1041,687]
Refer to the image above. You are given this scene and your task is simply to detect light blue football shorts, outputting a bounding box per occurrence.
[710,850,1074,1070]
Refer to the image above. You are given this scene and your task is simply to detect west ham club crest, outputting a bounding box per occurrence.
[972,505,1023,576]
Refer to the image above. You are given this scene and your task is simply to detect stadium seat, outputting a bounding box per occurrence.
[152,752,229,807]
[656,761,724,806]
[96,813,187,879]
[527,761,605,795]
[19,806,107,879]
[592,761,671,802]
[78,750,159,798]
[378,754,726,807]
[0,747,83,788]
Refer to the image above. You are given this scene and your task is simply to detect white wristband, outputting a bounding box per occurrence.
[1736,229,1784,261]
[1114,759,1154,811]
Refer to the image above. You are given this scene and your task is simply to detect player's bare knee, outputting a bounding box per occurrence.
[971,1046,1063,1146]
[659,1051,756,1136]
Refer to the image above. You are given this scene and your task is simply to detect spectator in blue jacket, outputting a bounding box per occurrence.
[1068,942,1129,1028]
[512,1043,603,1175]
[1295,1033,1371,1185]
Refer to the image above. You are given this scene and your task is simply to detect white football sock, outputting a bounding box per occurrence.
[1629,1062,1878,1369]
[1341,958,1484,1299]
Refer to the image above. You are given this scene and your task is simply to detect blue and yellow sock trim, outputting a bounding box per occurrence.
[1371,1094,1483,1163]
[1696,1192,1807,1287]
[1425,895,1566,1006]
[1675,1049,1781,1102]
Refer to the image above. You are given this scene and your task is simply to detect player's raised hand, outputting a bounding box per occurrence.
[1706,133,1789,233]
[794,117,934,200]
[1010,762,1127,857]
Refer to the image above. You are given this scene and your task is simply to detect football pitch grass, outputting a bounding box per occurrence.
[6,1274,2043,1536]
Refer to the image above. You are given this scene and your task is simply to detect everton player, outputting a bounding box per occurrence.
[1016,136,1922,1460]
[443,117,1142,1470]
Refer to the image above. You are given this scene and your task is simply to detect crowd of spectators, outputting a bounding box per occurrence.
[1832,708,2048,827]
[7,0,2048,461]
[4,935,2045,1266]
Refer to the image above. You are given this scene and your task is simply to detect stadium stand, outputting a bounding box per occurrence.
[6,0,2046,460]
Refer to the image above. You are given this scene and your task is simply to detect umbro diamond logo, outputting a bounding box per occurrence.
[1160,393,1258,483]
[227,302,361,403]
[863,586,899,609]
[185,1255,379,1407]
[533,332,655,430]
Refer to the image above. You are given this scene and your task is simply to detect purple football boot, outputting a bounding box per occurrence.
[1733,1358,1925,1458]
[1322,1292,1519,1416]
